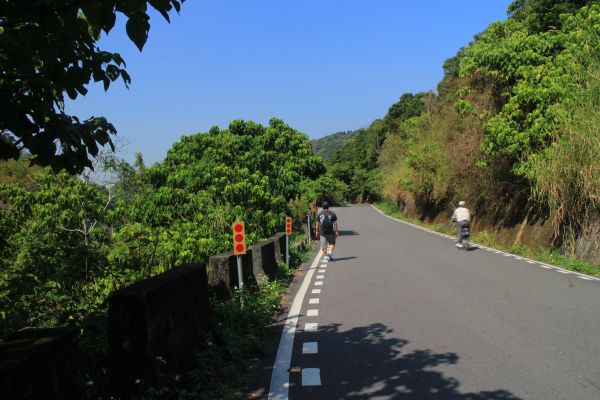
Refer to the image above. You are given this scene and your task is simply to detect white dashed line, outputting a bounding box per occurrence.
[314,281,323,286]
[311,289,321,294]
[540,265,552,269]
[307,309,319,317]
[309,298,319,304]
[579,276,594,281]
[301,368,321,386]
[304,323,318,332]
[268,252,322,400]
[316,274,324,280]
[527,261,536,264]
[557,270,571,274]
[302,342,318,354]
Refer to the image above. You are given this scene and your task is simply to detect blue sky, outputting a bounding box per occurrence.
[66,0,513,164]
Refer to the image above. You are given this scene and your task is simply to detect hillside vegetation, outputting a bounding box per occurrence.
[328,0,600,262]
[311,131,355,162]
[0,119,343,335]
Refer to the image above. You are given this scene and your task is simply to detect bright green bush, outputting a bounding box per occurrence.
[0,171,115,334]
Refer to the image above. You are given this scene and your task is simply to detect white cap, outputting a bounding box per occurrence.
[458,201,465,206]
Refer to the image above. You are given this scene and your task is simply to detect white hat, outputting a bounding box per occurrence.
[458,201,465,206]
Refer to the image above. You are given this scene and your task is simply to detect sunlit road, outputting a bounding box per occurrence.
[272,204,600,400]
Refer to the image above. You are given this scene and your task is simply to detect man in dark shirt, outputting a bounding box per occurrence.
[315,201,339,261]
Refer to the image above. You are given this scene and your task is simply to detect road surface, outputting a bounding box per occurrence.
[268,204,600,400]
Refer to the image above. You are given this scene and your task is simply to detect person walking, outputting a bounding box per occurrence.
[451,200,471,248]
[315,201,339,261]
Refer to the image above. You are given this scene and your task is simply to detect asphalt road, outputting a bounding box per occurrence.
[271,204,600,400]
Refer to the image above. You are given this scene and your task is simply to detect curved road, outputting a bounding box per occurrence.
[269,204,600,400]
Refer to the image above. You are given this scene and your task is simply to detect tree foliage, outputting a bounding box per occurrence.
[460,4,600,177]
[311,131,355,163]
[328,93,428,201]
[0,0,185,173]
[0,118,327,336]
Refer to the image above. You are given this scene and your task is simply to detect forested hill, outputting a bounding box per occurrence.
[311,130,355,162]
[328,0,600,261]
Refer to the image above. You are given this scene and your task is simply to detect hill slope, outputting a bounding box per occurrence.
[311,131,355,162]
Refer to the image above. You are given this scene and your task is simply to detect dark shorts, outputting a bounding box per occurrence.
[320,233,336,249]
[324,233,336,245]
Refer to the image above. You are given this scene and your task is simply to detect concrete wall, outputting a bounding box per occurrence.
[250,239,277,284]
[270,232,286,264]
[107,263,210,395]
[208,250,254,298]
[0,328,84,400]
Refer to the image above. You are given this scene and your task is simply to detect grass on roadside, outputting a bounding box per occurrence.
[374,200,600,277]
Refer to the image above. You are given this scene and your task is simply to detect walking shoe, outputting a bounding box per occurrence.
[455,243,463,248]
[323,256,330,262]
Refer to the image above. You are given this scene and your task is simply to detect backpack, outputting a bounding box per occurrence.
[321,212,334,234]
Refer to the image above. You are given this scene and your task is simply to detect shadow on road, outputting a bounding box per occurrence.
[338,230,359,236]
[297,322,522,399]
[330,256,357,262]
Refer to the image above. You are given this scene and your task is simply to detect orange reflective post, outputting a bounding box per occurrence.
[232,221,246,288]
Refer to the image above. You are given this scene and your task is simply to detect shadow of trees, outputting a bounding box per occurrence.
[295,322,522,400]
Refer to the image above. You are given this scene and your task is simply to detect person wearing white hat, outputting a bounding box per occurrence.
[451,201,471,248]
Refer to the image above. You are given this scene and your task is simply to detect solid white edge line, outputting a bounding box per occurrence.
[370,204,600,282]
[268,251,321,400]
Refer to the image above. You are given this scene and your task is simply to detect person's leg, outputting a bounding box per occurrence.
[327,236,336,259]
[456,223,462,246]
[320,235,328,257]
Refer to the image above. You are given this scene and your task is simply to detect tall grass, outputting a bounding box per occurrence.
[532,61,600,255]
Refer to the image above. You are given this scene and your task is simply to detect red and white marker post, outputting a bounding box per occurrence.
[285,217,292,265]
[232,221,246,288]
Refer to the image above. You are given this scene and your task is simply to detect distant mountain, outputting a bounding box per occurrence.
[311,131,356,162]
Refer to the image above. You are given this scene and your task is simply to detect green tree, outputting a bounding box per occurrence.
[0,171,116,334]
[109,119,326,272]
[461,5,600,177]
[0,0,185,173]
[508,0,592,33]
[328,93,427,201]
